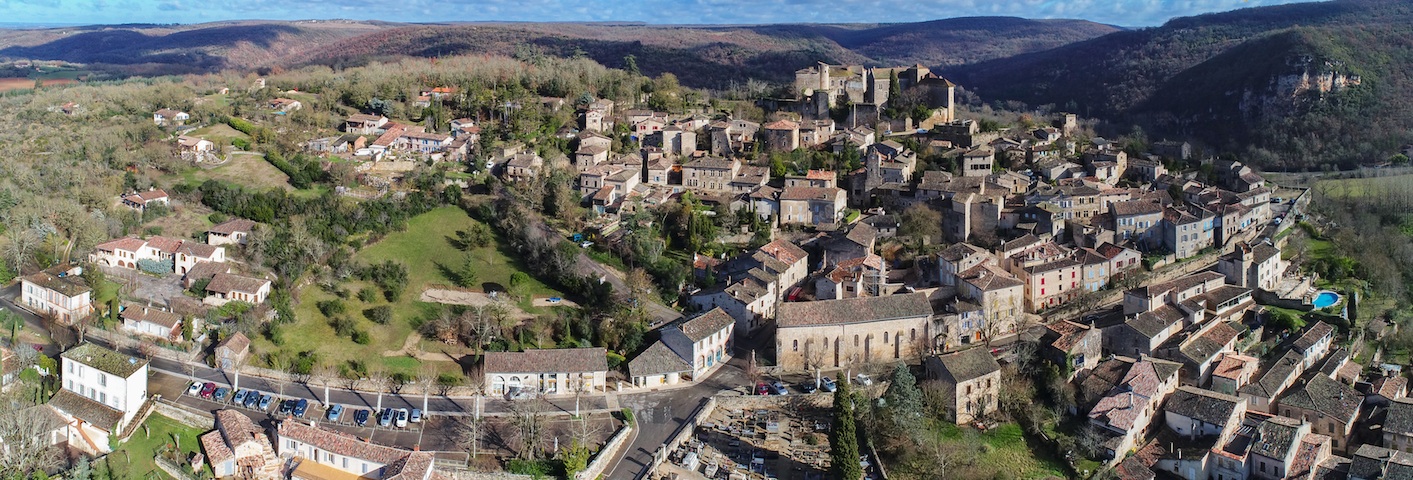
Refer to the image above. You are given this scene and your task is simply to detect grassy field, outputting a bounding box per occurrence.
[104,414,210,480]
[188,123,250,144]
[259,206,565,376]
[927,422,1068,479]
[1313,173,1413,199]
[178,152,292,192]
[142,203,217,240]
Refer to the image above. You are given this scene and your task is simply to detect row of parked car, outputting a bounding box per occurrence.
[186,381,424,428]
[754,375,851,396]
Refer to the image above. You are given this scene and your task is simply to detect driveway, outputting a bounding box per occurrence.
[102,266,186,306]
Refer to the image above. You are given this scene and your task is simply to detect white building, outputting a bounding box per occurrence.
[120,304,183,341]
[206,218,257,246]
[482,347,608,396]
[20,265,93,324]
[629,308,734,388]
[51,343,149,454]
[276,419,439,479]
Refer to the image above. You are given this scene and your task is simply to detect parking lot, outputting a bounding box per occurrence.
[163,375,436,440]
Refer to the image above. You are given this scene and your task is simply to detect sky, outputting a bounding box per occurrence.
[0,0,1318,28]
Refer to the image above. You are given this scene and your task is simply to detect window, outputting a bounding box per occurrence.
[854,335,859,347]
[793,340,799,352]
[99,392,106,404]
[98,374,106,387]
[910,329,916,341]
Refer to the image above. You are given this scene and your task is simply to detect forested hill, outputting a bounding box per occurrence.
[944,0,1413,170]
[0,18,1117,87]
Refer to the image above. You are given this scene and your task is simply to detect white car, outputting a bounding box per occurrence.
[854,374,873,386]
[395,408,409,428]
[186,382,202,396]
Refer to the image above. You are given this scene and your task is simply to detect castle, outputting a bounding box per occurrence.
[792,62,956,127]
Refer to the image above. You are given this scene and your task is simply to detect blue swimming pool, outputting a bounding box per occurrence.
[1313,291,1341,309]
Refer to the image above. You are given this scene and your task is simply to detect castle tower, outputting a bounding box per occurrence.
[819,61,830,92]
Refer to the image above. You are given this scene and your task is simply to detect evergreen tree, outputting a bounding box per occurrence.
[883,363,923,429]
[830,375,863,480]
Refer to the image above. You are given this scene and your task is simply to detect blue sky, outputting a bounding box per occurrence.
[0,0,1317,27]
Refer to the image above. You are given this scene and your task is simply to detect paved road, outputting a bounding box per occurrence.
[603,354,749,480]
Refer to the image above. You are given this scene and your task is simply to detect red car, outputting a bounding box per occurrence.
[755,383,770,396]
[199,382,217,399]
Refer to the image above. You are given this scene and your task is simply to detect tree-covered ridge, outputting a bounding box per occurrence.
[946,0,1413,169]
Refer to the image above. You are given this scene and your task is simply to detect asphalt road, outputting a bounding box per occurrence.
[603,355,749,480]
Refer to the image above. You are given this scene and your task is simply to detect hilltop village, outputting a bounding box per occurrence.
[0,54,1401,480]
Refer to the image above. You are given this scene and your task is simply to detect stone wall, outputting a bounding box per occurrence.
[576,424,634,480]
[153,399,214,430]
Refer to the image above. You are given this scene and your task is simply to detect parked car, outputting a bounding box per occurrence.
[326,404,344,422]
[755,383,770,396]
[258,395,274,411]
[278,399,296,415]
[768,382,789,395]
[395,409,409,428]
[243,392,260,409]
[213,388,230,402]
[232,390,248,406]
[798,382,817,394]
[854,374,873,386]
[354,409,371,426]
[820,377,837,392]
[185,382,202,396]
[410,408,423,423]
[378,409,394,427]
[293,399,310,418]
[200,382,217,398]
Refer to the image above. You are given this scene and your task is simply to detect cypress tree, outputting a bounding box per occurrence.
[830,375,864,480]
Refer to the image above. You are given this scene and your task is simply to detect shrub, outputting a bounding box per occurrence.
[137,258,173,274]
[329,317,356,336]
[364,305,392,325]
[620,408,635,424]
[358,287,378,303]
[352,330,372,344]
[317,299,347,318]
[606,351,625,369]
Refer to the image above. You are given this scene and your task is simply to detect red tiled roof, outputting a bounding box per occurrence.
[207,273,270,295]
[96,236,147,253]
[758,239,807,265]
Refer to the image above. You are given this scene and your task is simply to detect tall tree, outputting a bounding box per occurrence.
[883,363,923,431]
[830,375,864,480]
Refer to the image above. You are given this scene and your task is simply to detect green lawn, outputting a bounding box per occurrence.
[258,206,565,376]
[1314,174,1413,199]
[927,422,1069,479]
[104,414,210,480]
[187,123,250,143]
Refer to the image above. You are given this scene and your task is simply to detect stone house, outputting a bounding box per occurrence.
[503,153,545,182]
[1088,357,1181,462]
[682,157,740,192]
[925,348,1001,424]
[1040,320,1102,377]
[779,187,846,225]
[344,114,388,134]
[1161,205,1216,260]
[205,273,271,306]
[206,218,257,246]
[1110,200,1165,248]
[1218,240,1285,291]
[1350,444,1413,480]
[121,188,170,212]
[1162,386,1246,444]
[1292,321,1336,370]
[201,409,278,479]
[774,293,933,372]
[482,347,608,396]
[1384,397,1413,454]
[936,242,994,287]
[763,119,801,152]
[961,147,995,177]
[1208,352,1259,396]
[1239,349,1307,414]
[1276,373,1362,453]
[954,264,1024,345]
[214,333,251,370]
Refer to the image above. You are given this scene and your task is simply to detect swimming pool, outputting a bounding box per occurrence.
[1313,291,1341,309]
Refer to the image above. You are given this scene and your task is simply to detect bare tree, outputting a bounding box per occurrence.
[369,368,391,411]
[418,364,437,413]
[0,406,64,474]
[510,397,549,459]
[456,415,485,467]
[312,362,339,406]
